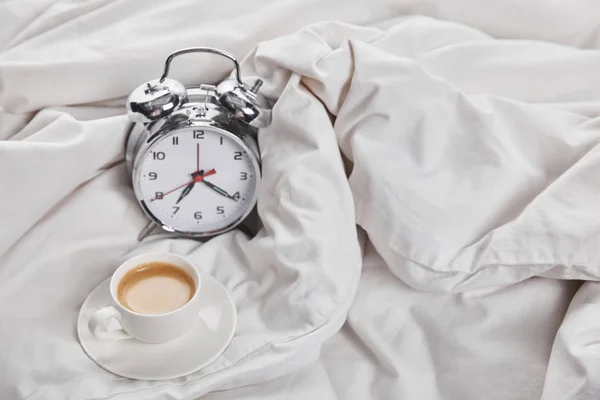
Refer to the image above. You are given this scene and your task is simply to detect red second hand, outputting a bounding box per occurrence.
[150,180,193,202]
[151,169,217,202]
[194,168,216,182]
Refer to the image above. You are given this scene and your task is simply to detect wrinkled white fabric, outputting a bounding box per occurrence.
[2,1,600,400]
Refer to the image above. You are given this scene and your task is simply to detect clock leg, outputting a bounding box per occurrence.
[137,220,159,242]
[237,207,262,238]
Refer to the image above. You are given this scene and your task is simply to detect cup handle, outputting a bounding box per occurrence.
[88,306,132,341]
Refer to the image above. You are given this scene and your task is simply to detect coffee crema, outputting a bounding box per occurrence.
[117,262,196,315]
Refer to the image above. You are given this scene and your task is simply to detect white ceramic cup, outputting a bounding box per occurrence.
[88,252,202,344]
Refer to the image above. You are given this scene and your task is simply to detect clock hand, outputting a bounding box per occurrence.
[192,168,216,181]
[175,181,195,204]
[149,169,217,203]
[176,168,218,204]
[196,143,200,173]
[201,179,238,202]
[150,180,193,202]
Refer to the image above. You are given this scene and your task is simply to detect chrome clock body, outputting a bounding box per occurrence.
[125,48,271,238]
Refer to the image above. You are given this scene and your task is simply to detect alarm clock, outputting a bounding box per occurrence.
[125,47,272,238]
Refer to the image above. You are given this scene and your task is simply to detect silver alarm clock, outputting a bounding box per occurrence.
[125,47,272,238]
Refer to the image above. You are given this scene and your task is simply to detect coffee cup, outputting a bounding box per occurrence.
[88,252,202,344]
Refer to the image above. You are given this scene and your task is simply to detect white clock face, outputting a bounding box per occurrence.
[134,127,259,235]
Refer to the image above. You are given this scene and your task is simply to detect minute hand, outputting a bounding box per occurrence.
[201,179,238,202]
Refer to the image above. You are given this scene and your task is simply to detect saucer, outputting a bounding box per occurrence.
[77,272,236,380]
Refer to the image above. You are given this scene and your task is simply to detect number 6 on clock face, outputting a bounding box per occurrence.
[132,126,260,236]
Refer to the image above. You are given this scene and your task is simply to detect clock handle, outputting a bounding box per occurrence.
[159,47,243,87]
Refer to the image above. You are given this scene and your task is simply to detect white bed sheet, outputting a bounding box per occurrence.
[2,1,600,399]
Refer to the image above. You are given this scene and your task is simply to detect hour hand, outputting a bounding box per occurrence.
[201,180,237,202]
[176,182,195,204]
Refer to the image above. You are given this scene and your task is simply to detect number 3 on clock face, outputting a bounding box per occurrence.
[133,127,260,236]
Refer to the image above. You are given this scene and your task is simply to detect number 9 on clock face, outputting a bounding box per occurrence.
[132,127,260,236]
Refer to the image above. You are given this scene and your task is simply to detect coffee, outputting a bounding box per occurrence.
[117,262,196,315]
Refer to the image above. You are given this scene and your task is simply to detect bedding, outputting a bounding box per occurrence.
[1,1,600,399]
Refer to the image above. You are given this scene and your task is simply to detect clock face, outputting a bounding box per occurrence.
[134,126,259,235]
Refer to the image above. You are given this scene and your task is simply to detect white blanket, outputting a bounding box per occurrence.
[2,1,600,399]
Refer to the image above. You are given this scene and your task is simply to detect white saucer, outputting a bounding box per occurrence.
[77,272,236,380]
